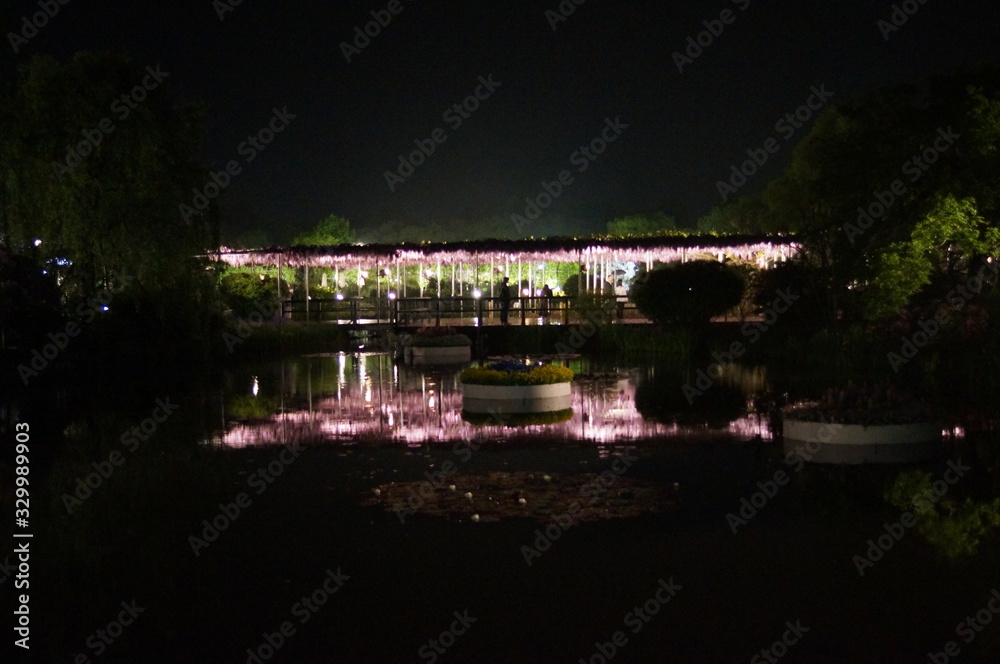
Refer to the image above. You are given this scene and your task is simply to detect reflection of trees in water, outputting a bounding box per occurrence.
[886,470,1000,560]
[218,355,773,447]
[635,366,749,428]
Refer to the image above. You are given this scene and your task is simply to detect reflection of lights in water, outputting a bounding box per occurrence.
[252,376,259,396]
[216,360,777,447]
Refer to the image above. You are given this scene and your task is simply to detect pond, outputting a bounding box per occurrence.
[209,352,774,448]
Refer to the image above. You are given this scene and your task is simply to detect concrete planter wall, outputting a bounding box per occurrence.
[783,419,941,464]
[408,345,471,365]
[462,381,572,414]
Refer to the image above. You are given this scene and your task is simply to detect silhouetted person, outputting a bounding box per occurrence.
[540,284,553,321]
[499,276,511,325]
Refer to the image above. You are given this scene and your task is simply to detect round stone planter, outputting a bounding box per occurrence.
[407,345,471,365]
[461,381,572,414]
[783,419,942,464]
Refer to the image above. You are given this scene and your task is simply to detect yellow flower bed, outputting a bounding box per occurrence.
[460,365,574,386]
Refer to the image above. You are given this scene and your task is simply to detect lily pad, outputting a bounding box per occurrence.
[361,471,678,523]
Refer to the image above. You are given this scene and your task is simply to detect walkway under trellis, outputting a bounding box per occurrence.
[214,234,800,325]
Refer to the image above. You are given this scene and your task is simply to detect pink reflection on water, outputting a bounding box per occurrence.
[216,358,773,448]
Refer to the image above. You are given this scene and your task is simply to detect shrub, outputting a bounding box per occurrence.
[629,260,745,328]
[783,382,936,425]
[460,364,574,386]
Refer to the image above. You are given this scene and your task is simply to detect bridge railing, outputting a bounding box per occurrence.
[280,295,645,326]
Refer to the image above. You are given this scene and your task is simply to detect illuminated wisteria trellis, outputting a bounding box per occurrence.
[213,235,801,300]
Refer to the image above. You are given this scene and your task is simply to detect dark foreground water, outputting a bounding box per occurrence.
[26,352,1000,663]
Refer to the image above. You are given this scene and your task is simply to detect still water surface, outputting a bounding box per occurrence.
[211,353,772,448]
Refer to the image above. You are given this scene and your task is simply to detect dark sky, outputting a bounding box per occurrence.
[6,0,999,243]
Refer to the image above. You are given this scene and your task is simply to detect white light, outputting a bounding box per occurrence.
[251,376,259,396]
[335,292,344,301]
[382,268,391,276]
[101,306,109,312]
[33,239,41,247]
[521,288,530,296]
[472,289,482,299]
[387,292,397,300]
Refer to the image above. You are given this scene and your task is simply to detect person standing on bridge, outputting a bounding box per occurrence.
[499,276,511,325]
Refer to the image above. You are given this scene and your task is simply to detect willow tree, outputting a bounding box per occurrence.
[0,52,217,312]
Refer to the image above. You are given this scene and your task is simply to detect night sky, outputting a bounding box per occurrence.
[6,0,999,243]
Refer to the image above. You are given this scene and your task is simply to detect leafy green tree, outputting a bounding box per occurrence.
[293,214,356,246]
[763,67,1000,320]
[696,197,767,234]
[606,212,676,237]
[630,260,745,329]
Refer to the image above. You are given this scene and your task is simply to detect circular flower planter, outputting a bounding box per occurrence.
[460,363,573,415]
[783,419,942,464]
